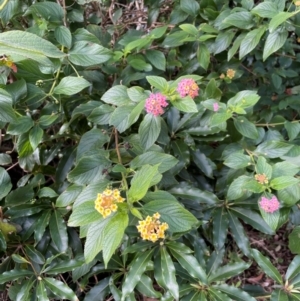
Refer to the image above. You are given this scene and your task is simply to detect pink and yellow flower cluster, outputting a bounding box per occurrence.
[137,212,168,242]
[177,78,199,99]
[95,188,125,218]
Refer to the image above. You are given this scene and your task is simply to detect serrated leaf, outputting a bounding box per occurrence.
[172,97,198,113]
[240,26,266,59]
[263,28,288,61]
[7,116,34,135]
[270,176,299,190]
[251,2,278,18]
[192,150,215,178]
[139,114,161,150]
[252,249,282,284]
[54,26,72,48]
[269,12,294,33]
[227,175,252,201]
[234,116,258,139]
[145,50,166,71]
[224,152,251,169]
[53,76,91,95]
[146,76,168,92]
[29,125,43,150]
[0,167,12,200]
[69,41,111,66]
[128,164,159,202]
[68,201,103,227]
[143,200,197,233]
[67,154,110,185]
[284,121,300,141]
[255,141,293,158]
[101,85,131,106]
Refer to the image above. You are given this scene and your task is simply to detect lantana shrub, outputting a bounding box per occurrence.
[1,0,300,300]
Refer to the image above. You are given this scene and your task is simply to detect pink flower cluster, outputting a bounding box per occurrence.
[145,93,168,116]
[177,78,199,99]
[213,103,219,112]
[259,196,280,213]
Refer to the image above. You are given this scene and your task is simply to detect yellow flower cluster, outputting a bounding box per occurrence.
[226,69,236,79]
[255,173,269,184]
[94,189,125,218]
[137,212,168,243]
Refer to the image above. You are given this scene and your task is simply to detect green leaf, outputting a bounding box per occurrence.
[56,184,83,208]
[67,154,111,185]
[68,201,103,227]
[25,245,45,264]
[212,284,257,301]
[130,152,178,173]
[255,141,293,158]
[228,211,251,256]
[271,289,289,301]
[69,41,111,66]
[270,176,299,190]
[43,258,84,275]
[263,28,288,61]
[49,211,68,253]
[101,85,131,106]
[234,116,258,139]
[260,206,280,232]
[12,254,29,264]
[180,0,199,17]
[240,26,266,59]
[34,210,51,243]
[0,30,64,66]
[76,128,109,161]
[223,11,254,29]
[168,248,207,283]
[0,89,16,122]
[29,125,43,150]
[205,79,222,100]
[269,12,294,33]
[192,150,215,178]
[160,247,179,300]
[256,156,272,179]
[208,287,231,301]
[227,90,260,108]
[169,182,218,205]
[84,218,110,263]
[25,1,64,22]
[84,277,110,301]
[53,76,91,95]
[139,114,161,150]
[252,249,283,284]
[227,175,252,201]
[54,26,72,48]
[289,227,300,255]
[146,76,168,92]
[213,31,235,55]
[212,208,229,250]
[36,281,49,301]
[0,154,12,166]
[121,249,154,300]
[128,164,159,202]
[7,116,34,135]
[228,32,246,61]
[44,278,78,301]
[0,167,12,200]
[102,212,128,267]
[143,200,197,233]
[0,270,34,284]
[145,50,166,71]
[208,261,250,283]
[172,97,198,113]
[39,115,59,128]
[286,255,300,280]
[284,122,300,141]
[224,152,251,169]
[211,112,232,127]
[243,179,265,193]
[230,207,274,235]
[197,44,210,70]
[251,2,278,18]
[136,274,162,299]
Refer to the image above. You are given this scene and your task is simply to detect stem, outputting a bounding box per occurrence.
[114,128,129,193]
[68,60,81,77]
[48,46,64,96]
[255,120,300,127]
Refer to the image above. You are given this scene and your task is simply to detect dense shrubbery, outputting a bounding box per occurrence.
[2,0,300,300]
